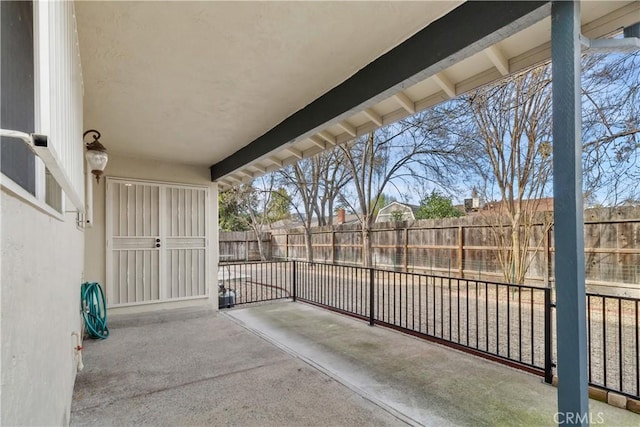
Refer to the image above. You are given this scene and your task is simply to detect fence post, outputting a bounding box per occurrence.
[403,228,409,271]
[245,232,249,261]
[331,231,336,264]
[369,268,375,326]
[292,260,297,302]
[544,288,553,384]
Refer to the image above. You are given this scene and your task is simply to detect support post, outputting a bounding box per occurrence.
[551,1,589,422]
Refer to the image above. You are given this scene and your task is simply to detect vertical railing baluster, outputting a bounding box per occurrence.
[518,287,522,363]
[636,300,639,398]
[292,260,297,302]
[507,285,511,359]
[587,296,592,383]
[412,273,416,332]
[544,288,553,384]
[466,280,469,346]
[441,278,444,339]
[457,279,461,343]
[485,283,489,352]
[496,284,499,355]
[369,268,375,326]
[603,296,608,388]
[530,288,534,366]
[618,298,623,392]
[475,281,479,350]
[449,277,452,341]
[399,273,402,327]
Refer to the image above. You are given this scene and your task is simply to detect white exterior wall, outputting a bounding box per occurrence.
[1,193,85,426]
[1,2,86,424]
[84,154,219,315]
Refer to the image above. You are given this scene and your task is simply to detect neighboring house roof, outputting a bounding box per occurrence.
[375,202,419,223]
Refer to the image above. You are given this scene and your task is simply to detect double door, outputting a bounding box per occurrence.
[106,178,208,307]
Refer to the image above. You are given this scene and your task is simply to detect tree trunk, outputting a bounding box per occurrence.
[511,226,521,283]
[362,226,373,267]
[254,230,266,261]
[304,227,314,262]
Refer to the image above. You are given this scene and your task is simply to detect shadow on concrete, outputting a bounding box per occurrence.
[72,303,639,426]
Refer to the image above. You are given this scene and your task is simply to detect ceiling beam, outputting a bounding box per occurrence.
[252,164,267,174]
[432,72,456,98]
[238,170,254,179]
[337,120,357,137]
[484,45,510,75]
[210,1,550,181]
[393,92,416,114]
[309,135,327,149]
[318,130,337,145]
[267,156,282,167]
[286,147,303,159]
[363,108,383,126]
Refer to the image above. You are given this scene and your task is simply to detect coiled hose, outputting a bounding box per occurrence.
[81,282,109,339]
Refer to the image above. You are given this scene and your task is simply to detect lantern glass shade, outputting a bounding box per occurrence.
[85,149,108,181]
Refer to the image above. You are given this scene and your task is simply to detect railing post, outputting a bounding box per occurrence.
[369,268,375,326]
[544,288,553,384]
[292,260,297,302]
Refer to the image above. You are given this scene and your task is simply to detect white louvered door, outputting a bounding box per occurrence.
[163,185,207,300]
[106,178,208,307]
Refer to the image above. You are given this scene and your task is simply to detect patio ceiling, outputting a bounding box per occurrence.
[75,1,462,166]
[75,1,639,188]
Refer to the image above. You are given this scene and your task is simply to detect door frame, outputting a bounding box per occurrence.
[105,176,210,307]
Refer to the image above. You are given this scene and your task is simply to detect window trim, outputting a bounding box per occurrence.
[1,172,65,221]
[0,1,82,220]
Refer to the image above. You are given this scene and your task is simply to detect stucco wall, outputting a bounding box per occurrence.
[1,191,85,426]
[84,154,219,314]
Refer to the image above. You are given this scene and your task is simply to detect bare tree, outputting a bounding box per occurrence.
[460,66,553,284]
[226,175,282,260]
[315,149,352,226]
[278,148,352,261]
[582,52,640,205]
[338,111,468,267]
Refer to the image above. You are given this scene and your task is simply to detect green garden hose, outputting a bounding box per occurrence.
[81,282,109,339]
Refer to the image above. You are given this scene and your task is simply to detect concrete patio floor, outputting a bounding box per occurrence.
[71,301,640,426]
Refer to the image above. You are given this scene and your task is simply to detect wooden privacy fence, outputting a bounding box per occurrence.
[219,231,272,261]
[221,207,640,288]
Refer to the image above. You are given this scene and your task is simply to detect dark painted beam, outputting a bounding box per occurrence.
[211,1,549,181]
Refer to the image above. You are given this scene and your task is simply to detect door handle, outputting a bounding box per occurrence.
[156,238,160,243]
[156,243,161,248]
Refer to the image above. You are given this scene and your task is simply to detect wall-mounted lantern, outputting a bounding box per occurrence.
[83,130,108,183]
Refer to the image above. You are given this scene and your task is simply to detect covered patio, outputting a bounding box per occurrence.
[71,302,638,426]
[3,1,639,425]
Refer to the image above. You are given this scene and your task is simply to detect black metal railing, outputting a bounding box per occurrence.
[295,261,551,380]
[219,259,640,400]
[586,294,640,399]
[219,260,292,306]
